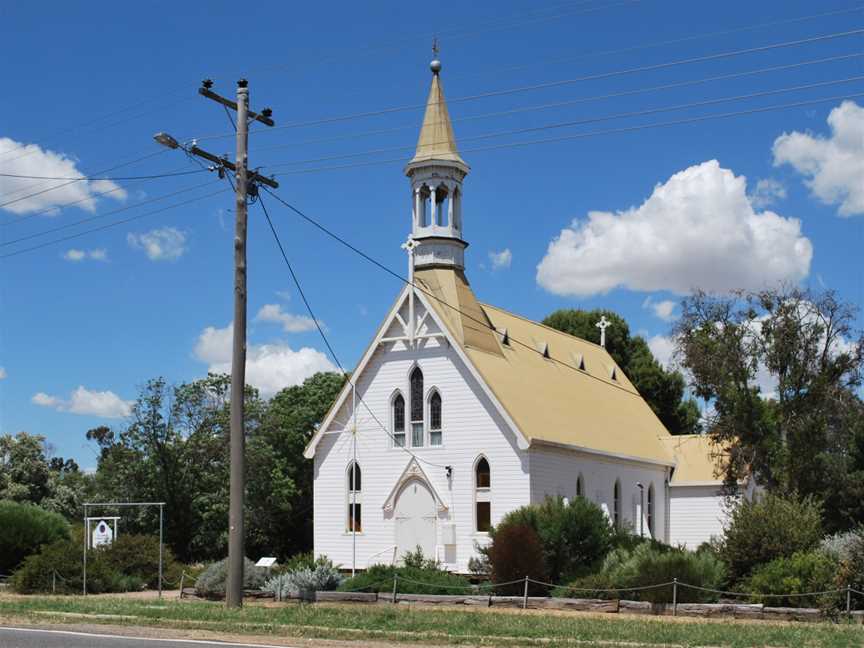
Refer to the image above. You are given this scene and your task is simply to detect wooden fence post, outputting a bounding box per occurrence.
[672,578,678,617]
[392,573,398,604]
[523,576,529,610]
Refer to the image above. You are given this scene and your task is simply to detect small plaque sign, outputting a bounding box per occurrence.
[256,557,277,568]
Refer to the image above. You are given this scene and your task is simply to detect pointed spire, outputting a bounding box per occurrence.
[409,54,466,167]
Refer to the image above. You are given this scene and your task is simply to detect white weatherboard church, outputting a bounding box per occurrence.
[304,58,728,573]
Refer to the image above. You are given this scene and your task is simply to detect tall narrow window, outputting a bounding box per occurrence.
[576,474,584,498]
[429,391,442,446]
[613,480,621,528]
[410,367,424,447]
[347,462,362,533]
[647,484,655,537]
[475,456,491,532]
[392,393,405,447]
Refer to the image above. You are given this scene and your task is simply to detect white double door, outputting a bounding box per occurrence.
[394,478,437,562]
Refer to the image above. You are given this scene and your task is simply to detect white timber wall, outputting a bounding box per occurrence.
[529,446,670,543]
[313,330,530,573]
[668,485,729,548]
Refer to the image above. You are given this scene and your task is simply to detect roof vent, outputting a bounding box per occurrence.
[609,366,618,381]
[499,328,510,346]
[572,352,586,371]
[535,340,550,358]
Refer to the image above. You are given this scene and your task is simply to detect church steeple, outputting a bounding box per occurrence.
[405,54,469,271]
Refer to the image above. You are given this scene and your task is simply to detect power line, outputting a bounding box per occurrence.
[452,4,864,81]
[251,52,864,155]
[0,149,170,211]
[194,27,864,143]
[0,180,219,247]
[269,90,864,176]
[0,168,209,182]
[0,187,227,259]
[257,192,450,470]
[264,75,864,169]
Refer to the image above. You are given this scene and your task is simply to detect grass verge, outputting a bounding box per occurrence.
[0,596,862,647]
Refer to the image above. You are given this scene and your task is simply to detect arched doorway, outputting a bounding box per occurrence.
[394,478,436,561]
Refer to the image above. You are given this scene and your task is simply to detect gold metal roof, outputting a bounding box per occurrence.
[416,268,676,465]
[409,72,466,167]
[661,434,726,484]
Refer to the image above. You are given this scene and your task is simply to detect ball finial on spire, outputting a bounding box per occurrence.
[430,37,441,75]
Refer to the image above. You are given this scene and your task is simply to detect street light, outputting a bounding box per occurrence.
[153,132,180,150]
[636,482,645,538]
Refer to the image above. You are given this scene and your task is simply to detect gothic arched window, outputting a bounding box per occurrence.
[347,461,362,533]
[392,393,405,447]
[613,479,621,528]
[475,456,491,532]
[576,474,584,498]
[410,367,424,447]
[429,390,442,446]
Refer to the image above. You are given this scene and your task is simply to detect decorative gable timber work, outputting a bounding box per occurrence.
[303,283,530,459]
[382,456,449,514]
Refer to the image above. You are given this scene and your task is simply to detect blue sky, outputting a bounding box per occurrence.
[1,1,863,469]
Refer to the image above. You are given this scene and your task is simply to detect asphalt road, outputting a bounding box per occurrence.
[0,627,301,648]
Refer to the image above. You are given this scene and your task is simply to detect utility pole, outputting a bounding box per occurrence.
[154,79,278,609]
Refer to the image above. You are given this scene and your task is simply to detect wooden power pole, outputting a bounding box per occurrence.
[154,79,278,609]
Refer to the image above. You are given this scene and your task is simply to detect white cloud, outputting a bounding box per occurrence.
[647,334,677,370]
[31,386,132,418]
[194,323,336,397]
[488,248,512,270]
[255,304,318,333]
[62,248,108,262]
[127,227,187,261]
[0,367,6,380]
[536,160,812,297]
[748,178,787,208]
[773,101,864,216]
[0,137,127,215]
[642,297,678,322]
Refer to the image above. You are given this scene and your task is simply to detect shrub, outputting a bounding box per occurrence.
[555,542,727,604]
[100,534,183,589]
[743,550,840,608]
[821,528,864,563]
[487,524,546,595]
[195,557,268,599]
[495,496,614,584]
[10,535,143,594]
[835,530,864,610]
[720,493,822,584]
[0,500,70,573]
[339,548,471,596]
[263,562,343,600]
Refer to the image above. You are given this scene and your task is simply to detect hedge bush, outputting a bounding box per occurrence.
[0,500,70,573]
[743,550,840,608]
[487,524,546,595]
[10,536,143,594]
[195,557,268,598]
[494,496,614,585]
[100,534,183,589]
[339,549,471,596]
[835,530,864,610]
[555,542,726,604]
[720,493,822,584]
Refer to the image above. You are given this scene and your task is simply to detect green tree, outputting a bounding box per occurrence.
[674,287,864,531]
[247,371,346,560]
[88,371,344,563]
[0,432,92,517]
[542,309,700,434]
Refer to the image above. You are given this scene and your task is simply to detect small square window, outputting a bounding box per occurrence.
[476,502,491,532]
[430,430,442,446]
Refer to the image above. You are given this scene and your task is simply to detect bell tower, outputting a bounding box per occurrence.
[404,53,469,270]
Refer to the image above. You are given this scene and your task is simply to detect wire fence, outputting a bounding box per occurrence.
[369,573,864,615]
